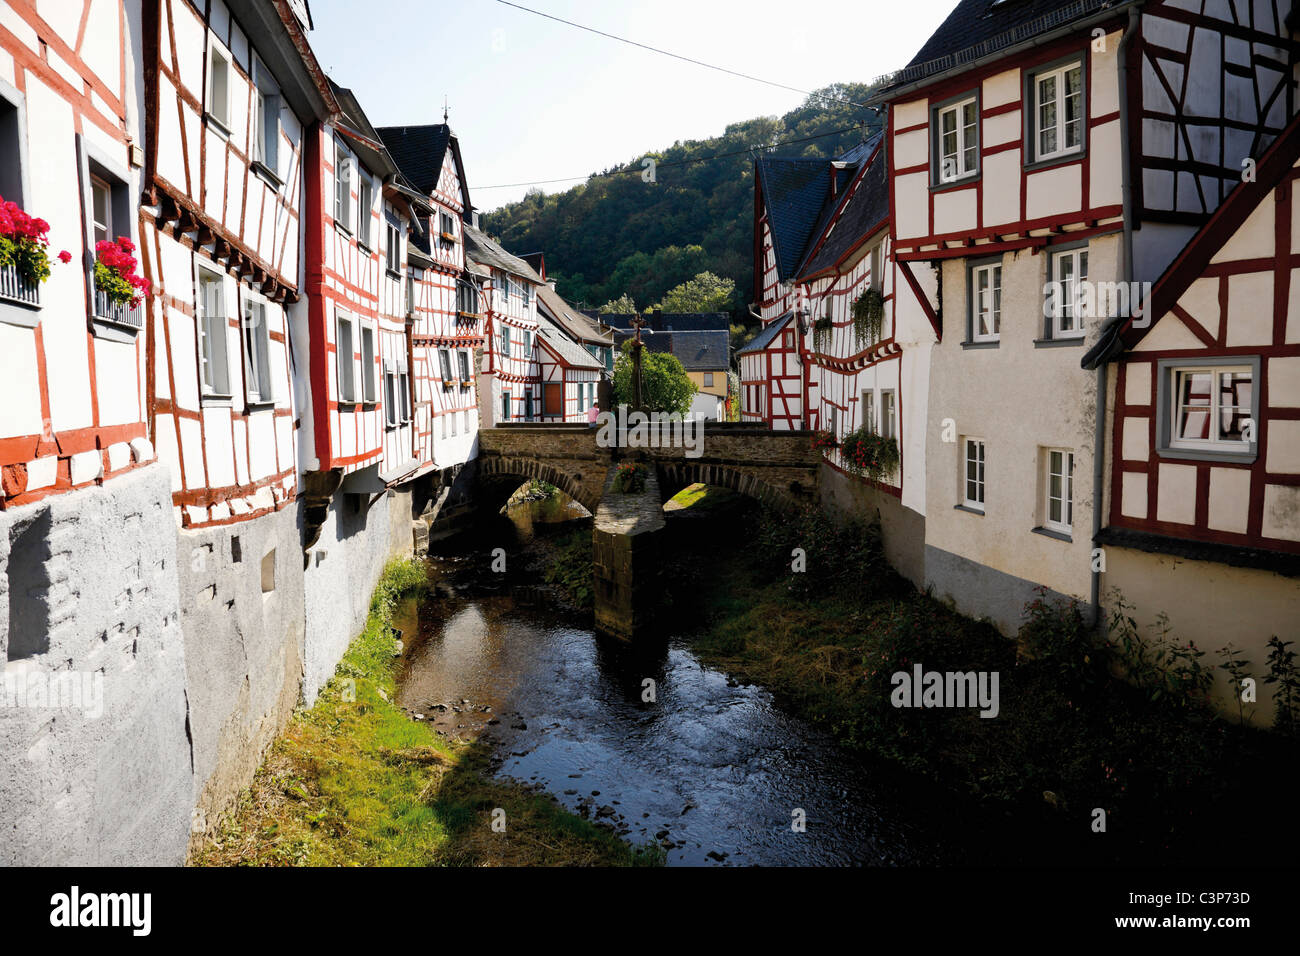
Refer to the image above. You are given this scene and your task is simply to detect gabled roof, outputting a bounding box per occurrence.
[796,134,888,280]
[537,282,613,346]
[669,330,730,371]
[376,123,472,213]
[755,156,834,282]
[602,312,729,331]
[537,316,604,370]
[736,312,793,357]
[1084,105,1300,369]
[463,225,543,283]
[874,0,1137,100]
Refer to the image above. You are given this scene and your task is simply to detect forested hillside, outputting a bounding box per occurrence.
[479,83,880,315]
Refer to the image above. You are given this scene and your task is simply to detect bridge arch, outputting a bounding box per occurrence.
[654,460,809,511]
[475,455,602,514]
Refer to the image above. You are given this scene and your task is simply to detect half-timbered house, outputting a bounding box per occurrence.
[466,223,542,426]
[869,0,1295,631]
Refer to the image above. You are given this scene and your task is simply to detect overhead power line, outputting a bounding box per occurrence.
[492,0,872,111]
[475,121,877,191]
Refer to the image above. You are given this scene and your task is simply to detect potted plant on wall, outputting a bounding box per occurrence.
[840,424,900,483]
[612,462,647,494]
[811,429,839,453]
[851,287,884,347]
[93,235,150,326]
[0,195,71,307]
[812,313,833,354]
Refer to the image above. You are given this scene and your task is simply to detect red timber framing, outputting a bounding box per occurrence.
[139,0,336,528]
[887,22,1129,261]
[1105,109,1300,557]
[738,313,802,429]
[0,0,151,510]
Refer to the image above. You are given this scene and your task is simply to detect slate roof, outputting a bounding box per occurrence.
[797,139,890,280]
[878,0,1134,96]
[463,225,543,283]
[755,156,834,282]
[536,283,613,346]
[736,312,793,357]
[376,124,452,196]
[669,330,730,371]
[602,312,730,331]
[537,316,604,370]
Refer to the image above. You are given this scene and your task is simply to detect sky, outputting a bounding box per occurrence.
[306,0,957,211]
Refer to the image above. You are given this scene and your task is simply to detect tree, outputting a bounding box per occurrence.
[653,271,735,313]
[597,293,638,314]
[612,349,697,415]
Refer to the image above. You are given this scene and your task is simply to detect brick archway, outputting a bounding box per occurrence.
[475,455,602,514]
[655,461,809,511]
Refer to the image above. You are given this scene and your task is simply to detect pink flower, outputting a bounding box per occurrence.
[57,250,72,264]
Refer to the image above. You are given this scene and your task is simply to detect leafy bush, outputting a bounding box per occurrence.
[1264,636,1299,736]
[752,505,893,602]
[542,529,593,608]
[1017,588,1102,694]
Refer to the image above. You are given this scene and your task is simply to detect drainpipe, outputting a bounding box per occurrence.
[1090,3,1143,628]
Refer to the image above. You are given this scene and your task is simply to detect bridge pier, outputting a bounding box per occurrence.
[592,463,665,641]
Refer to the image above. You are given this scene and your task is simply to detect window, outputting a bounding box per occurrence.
[384,361,397,427]
[703,372,714,387]
[334,142,352,232]
[1049,247,1088,338]
[251,55,280,177]
[970,262,1002,342]
[524,390,534,421]
[825,404,838,437]
[881,390,896,441]
[242,298,273,404]
[963,439,986,511]
[385,215,401,274]
[405,271,415,315]
[501,325,512,358]
[457,350,470,383]
[207,44,230,130]
[440,211,455,237]
[358,178,374,247]
[359,325,376,404]
[870,243,884,292]
[1042,448,1074,534]
[336,311,356,403]
[497,272,512,310]
[783,330,794,349]
[502,391,511,421]
[522,330,531,356]
[399,363,411,423]
[90,175,112,246]
[0,84,26,207]
[522,282,532,309]
[1165,363,1256,455]
[457,280,479,315]
[438,348,453,382]
[1033,62,1083,162]
[935,95,978,183]
[197,269,230,397]
[862,390,875,433]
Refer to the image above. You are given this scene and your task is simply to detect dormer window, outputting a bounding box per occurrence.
[933,94,978,184]
[1031,60,1084,163]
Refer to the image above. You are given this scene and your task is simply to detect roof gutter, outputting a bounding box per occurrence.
[1088,1,1144,629]
[867,1,1140,107]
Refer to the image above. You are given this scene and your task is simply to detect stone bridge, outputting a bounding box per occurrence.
[475,422,822,515]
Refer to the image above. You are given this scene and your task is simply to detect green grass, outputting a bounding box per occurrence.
[192,558,660,867]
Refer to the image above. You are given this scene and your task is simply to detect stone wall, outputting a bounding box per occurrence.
[818,464,927,588]
[0,464,191,865]
[593,466,665,640]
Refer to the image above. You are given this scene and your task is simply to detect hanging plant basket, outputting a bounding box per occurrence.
[812,315,833,354]
[811,429,838,452]
[840,425,900,483]
[851,288,884,347]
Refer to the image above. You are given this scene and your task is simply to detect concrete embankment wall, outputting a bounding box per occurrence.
[0,466,421,865]
[818,463,926,589]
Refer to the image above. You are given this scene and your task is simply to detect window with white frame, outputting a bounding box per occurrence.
[251,55,280,177]
[1166,363,1255,453]
[870,242,884,292]
[336,310,356,403]
[359,324,376,404]
[358,177,374,248]
[334,142,352,232]
[398,362,411,423]
[242,297,273,404]
[825,404,838,437]
[0,87,26,210]
[501,325,512,358]
[440,211,455,238]
[90,175,113,246]
[385,214,400,274]
[457,350,470,383]
[438,348,453,382]
[963,438,986,510]
[197,268,230,397]
[862,390,875,433]
[384,360,397,427]
[207,43,230,130]
[1042,448,1074,534]
[935,96,978,183]
[881,390,896,441]
[703,372,714,387]
[1050,246,1088,338]
[1033,61,1084,162]
[971,262,1002,342]
[522,282,531,309]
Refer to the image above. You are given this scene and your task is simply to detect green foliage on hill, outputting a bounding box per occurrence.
[480,83,881,315]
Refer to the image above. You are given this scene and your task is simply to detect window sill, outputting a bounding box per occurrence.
[1024,149,1086,173]
[1156,446,1257,466]
[357,241,373,256]
[961,339,1000,350]
[243,399,276,413]
[335,223,354,240]
[386,268,402,281]
[205,113,231,138]
[0,300,42,329]
[930,173,981,193]
[251,161,282,189]
[1033,336,1086,348]
[954,504,985,516]
[1032,526,1073,543]
[200,394,234,408]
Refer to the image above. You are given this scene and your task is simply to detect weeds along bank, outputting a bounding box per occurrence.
[192,559,658,867]
[0,476,425,866]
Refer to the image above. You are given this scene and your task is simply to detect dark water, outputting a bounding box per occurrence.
[396,497,950,866]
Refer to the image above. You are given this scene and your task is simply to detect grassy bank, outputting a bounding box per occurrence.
[192,559,657,866]
[670,506,1299,863]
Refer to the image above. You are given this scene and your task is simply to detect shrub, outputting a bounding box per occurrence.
[612,463,646,494]
[1017,588,1101,694]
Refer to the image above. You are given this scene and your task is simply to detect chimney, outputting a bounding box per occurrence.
[472,210,481,229]
[547,279,556,291]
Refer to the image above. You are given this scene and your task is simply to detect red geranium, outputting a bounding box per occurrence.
[94,235,151,308]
